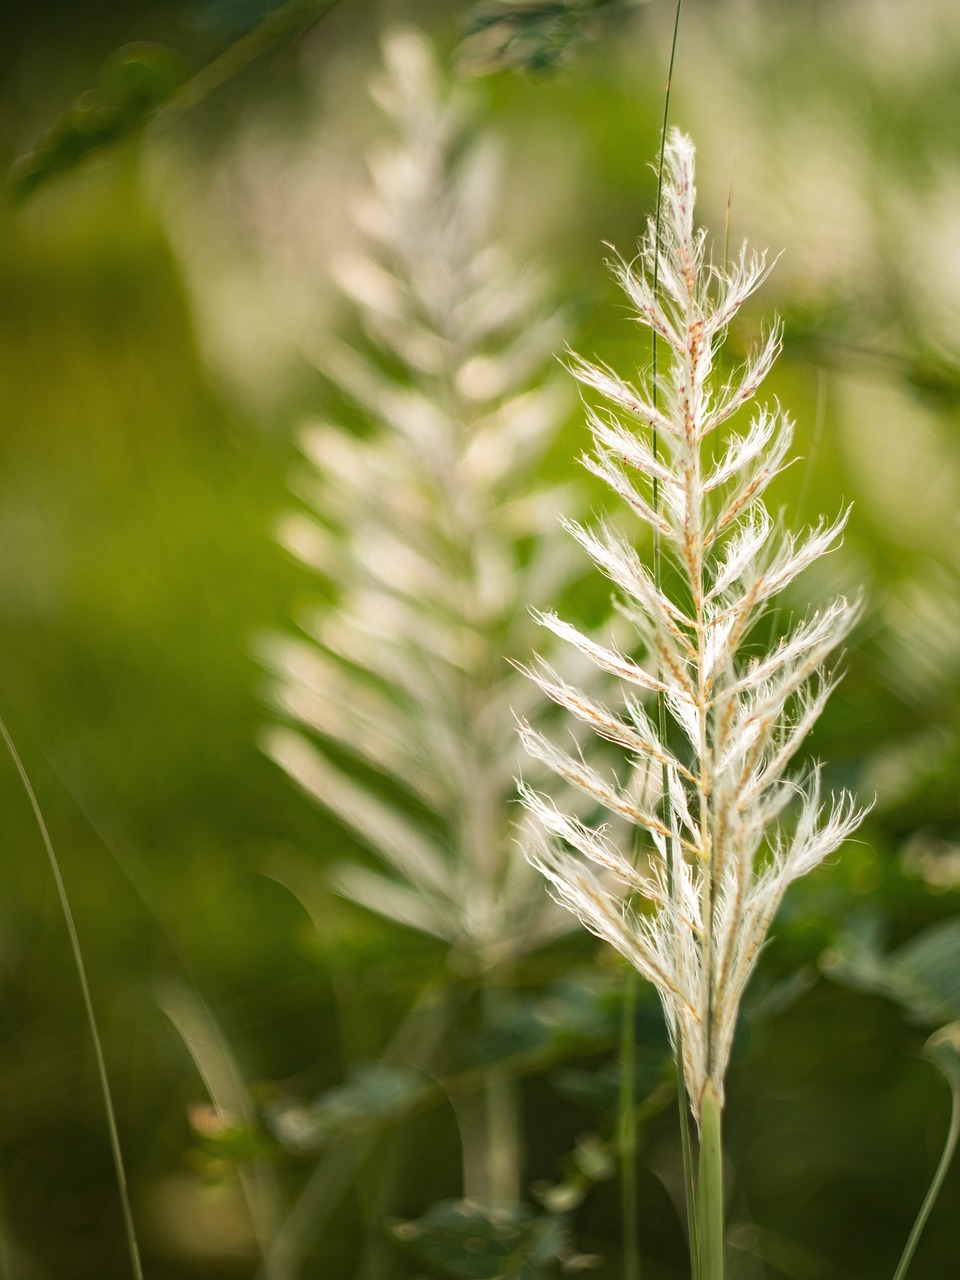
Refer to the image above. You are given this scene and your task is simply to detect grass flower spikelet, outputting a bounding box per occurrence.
[519,129,865,1123]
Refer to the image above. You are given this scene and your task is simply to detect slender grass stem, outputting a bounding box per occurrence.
[697,1082,724,1280]
[0,716,144,1280]
[164,0,343,118]
[484,1066,522,1202]
[891,1038,960,1280]
[678,1089,699,1280]
[647,2,700,1273]
[482,979,522,1203]
[795,366,828,524]
[620,971,640,1280]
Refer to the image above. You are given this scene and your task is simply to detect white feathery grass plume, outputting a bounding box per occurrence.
[519,129,866,1124]
[261,27,582,975]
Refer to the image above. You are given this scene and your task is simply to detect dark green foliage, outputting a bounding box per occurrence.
[925,1024,960,1092]
[469,975,625,1064]
[187,1107,279,1176]
[262,975,657,1158]
[825,914,960,1026]
[458,0,626,74]
[8,0,343,202]
[4,1,960,1276]
[550,1058,664,1114]
[9,44,185,202]
[266,1063,430,1150]
[186,0,282,37]
[389,1199,598,1278]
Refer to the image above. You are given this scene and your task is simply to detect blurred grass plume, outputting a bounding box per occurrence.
[260,26,584,978]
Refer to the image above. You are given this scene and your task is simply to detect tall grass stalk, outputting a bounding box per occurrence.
[645,3,698,1275]
[619,971,639,1280]
[0,716,144,1280]
[518,130,864,1279]
[697,1081,723,1280]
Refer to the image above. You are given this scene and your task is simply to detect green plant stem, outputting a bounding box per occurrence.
[697,1082,724,1280]
[649,0,699,1271]
[620,971,640,1280]
[164,0,343,118]
[482,979,522,1202]
[484,1067,522,1202]
[0,716,144,1280]
[679,1084,699,1280]
[891,1063,960,1280]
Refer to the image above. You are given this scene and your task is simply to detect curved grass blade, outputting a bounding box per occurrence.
[0,714,144,1280]
[891,1024,960,1280]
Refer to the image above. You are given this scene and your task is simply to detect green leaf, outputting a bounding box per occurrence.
[266,1063,428,1151]
[533,1132,616,1213]
[9,0,342,201]
[457,0,627,75]
[550,1056,664,1113]
[9,44,186,202]
[389,1200,590,1279]
[741,965,818,1023]
[187,1103,279,1177]
[186,0,278,36]
[925,1021,960,1089]
[894,921,960,1023]
[823,913,960,1026]
[471,974,620,1065]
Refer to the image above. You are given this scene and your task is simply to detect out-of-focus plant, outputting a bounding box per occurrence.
[259,26,589,1209]
[8,0,344,202]
[457,0,641,75]
[263,972,660,1278]
[518,129,864,1278]
[10,0,647,202]
[9,43,187,203]
[824,916,960,1279]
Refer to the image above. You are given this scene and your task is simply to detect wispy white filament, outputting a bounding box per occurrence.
[519,130,865,1121]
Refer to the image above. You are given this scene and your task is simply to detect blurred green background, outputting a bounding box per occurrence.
[2,0,960,1276]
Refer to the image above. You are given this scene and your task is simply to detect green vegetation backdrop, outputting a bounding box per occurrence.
[1,1,959,1276]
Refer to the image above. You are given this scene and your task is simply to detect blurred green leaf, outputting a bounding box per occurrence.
[741,966,818,1024]
[9,0,343,202]
[549,1055,665,1113]
[896,923,960,1021]
[187,1103,279,1176]
[823,913,960,1025]
[186,0,280,37]
[266,1063,428,1150]
[925,1023,960,1089]
[389,1200,599,1278]
[537,1060,672,1214]
[266,975,631,1156]
[457,0,632,75]
[471,973,623,1064]
[533,1131,618,1214]
[9,44,186,203]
